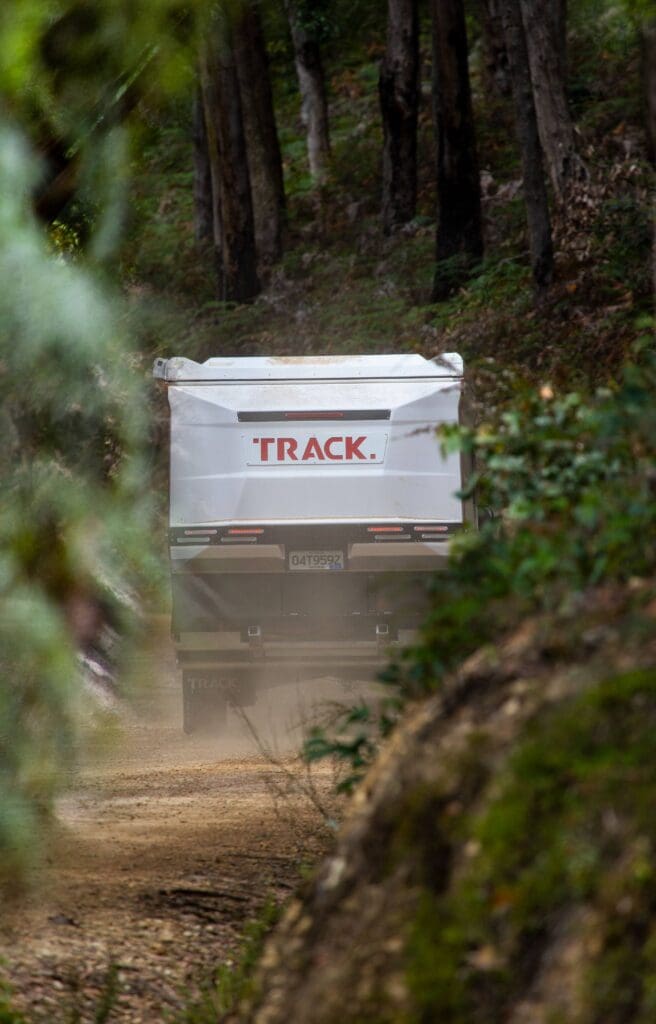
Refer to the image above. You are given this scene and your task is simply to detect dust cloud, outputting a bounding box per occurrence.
[126,671,380,769]
[0,622,367,1023]
[88,616,385,771]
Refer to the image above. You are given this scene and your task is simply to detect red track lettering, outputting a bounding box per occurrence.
[345,436,367,459]
[277,437,298,461]
[302,437,325,460]
[253,434,373,463]
[324,437,343,460]
[258,437,275,461]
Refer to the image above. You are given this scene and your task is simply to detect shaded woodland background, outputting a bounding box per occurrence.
[1,0,656,1020]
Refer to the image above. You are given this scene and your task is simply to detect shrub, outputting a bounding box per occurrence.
[305,326,656,776]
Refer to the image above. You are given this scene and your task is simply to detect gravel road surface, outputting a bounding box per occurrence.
[0,635,345,1022]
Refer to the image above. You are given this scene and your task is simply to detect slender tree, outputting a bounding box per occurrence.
[379,0,419,234]
[520,0,586,200]
[199,13,260,303]
[482,0,511,97]
[431,0,484,300]
[641,17,656,303]
[285,0,331,185]
[500,0,554,291]
[643,17,656,166]
[192,89,213,246]
[234,1,286,266]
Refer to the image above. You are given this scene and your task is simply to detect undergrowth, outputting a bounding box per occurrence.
[171,897,281,1023]
[406,666,656,1023]
[0,977,25,1024]
[304,324,656,788]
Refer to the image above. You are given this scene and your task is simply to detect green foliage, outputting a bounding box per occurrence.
[0,1,197,122]
[410,335,656,685]
[91,964,121,1024]
[304,328,656,781]
[0,126,153,886]
[172,897,281,1022]
[405,668,656,1023]
[294,0,335,44]
[304,700,399,793]
[591,194,653,297]
[0,976,26,1024]
[0,0,202,267]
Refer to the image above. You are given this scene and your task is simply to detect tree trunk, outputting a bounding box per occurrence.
[642,19,656,305]
[199,16,260,304]
[198,58,225,298]
[643,19,656,167]
[482,0,511,97]
[192,89,214,246]
[233,1,286,267]
[431,0,484,301]
[285,0,331,186]
[501,0,554,292]
[519,0,586,201]
[379,0,419,234]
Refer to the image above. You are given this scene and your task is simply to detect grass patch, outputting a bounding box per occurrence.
[171,896,281,1023]
[0,977,26,1024]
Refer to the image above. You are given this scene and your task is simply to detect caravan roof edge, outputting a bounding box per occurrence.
[152,352,464,383]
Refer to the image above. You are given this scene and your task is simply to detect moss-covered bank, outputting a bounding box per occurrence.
[233,587,656,1023]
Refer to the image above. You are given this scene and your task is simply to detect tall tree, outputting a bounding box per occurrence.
[643,17,656,166]
[199,13,260,303]
[641,17,656,302]
[379,0,419,234]
[431,0,484,300]
[234,1,286,266]
[285,0,331,185]
[482,0,511,97]
[500,0,554,291]
[192,89,213,246]
[519,0,586,200]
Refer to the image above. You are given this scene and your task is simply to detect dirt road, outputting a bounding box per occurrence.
[0,640,345,1023]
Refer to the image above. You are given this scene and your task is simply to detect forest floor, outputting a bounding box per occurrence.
[0,627,347,1024]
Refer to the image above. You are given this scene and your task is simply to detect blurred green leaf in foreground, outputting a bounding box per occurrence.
[0,124,152,889]
[0,0,204,893]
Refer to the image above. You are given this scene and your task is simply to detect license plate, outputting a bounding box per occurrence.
[289,550,345,571]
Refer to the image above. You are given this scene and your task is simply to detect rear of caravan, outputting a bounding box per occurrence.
[154,353,471,731]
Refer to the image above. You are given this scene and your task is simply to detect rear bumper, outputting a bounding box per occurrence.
[168,522,459,672]
[171,538,452,574]
[170,520,461,573]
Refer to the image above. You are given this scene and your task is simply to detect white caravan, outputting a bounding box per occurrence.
[154,353,472,732]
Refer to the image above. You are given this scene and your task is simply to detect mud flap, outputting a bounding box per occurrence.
[182,672,227,735]
[228,670,257,708]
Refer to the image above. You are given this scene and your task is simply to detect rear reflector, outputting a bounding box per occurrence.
[367,526,404,533]
[228,528,264,535]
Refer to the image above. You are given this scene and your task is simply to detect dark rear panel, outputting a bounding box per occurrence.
[171,572,431,637]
